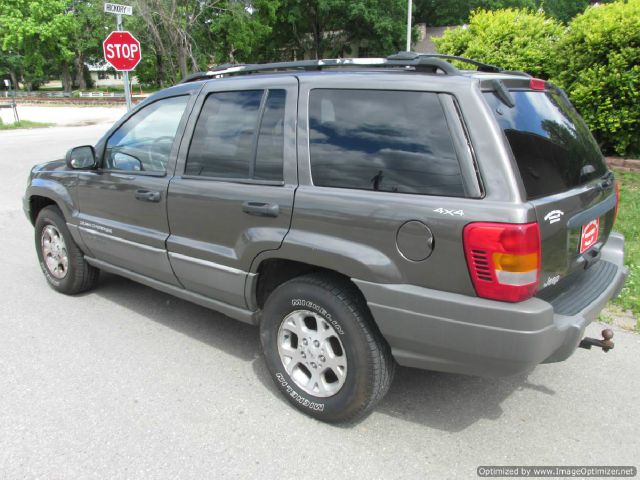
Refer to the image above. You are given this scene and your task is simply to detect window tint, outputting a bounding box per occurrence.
[308,89,465,196]
[105,95,189,172]
[255,90,286,181]
[484,90,607,199]
[186,90,264,178]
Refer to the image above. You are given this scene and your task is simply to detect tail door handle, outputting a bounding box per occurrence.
[242,201,280,217]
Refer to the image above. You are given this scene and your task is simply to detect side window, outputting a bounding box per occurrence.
[185,89,286,182]
[308,89,465,197]
[105,95,189,173]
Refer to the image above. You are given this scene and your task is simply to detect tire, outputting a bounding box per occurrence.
[35,206,99,295]
[260,272,395,423]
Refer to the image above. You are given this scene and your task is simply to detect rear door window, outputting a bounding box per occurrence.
[185,89,286,182]
[484,89,607,199]
[186,90,263,178]
[308,89,465,197]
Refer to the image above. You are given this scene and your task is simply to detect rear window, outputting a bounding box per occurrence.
[484,89,607,200]
[308,89,465,197]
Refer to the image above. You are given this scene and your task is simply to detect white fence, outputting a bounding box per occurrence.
[78,91,125,98]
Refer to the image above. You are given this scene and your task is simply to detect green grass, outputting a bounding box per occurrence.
[612,171,640,325]
[0,120,54,130]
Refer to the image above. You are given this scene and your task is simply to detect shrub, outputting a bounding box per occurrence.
[552,0,640,157]
[434,8,563,78]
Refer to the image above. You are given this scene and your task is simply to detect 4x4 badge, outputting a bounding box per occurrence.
[433,207,464,216]
[544,210,564,224]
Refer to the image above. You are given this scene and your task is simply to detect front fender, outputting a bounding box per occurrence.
[25,176,77,223]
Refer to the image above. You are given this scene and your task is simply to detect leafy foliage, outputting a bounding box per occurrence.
[0,0,76,88]
[552,0,640,156]
[415,0,535,26]
[434,8,563,78]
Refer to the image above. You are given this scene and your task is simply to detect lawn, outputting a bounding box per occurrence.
[0,120,54,130]
[612,171,640,320]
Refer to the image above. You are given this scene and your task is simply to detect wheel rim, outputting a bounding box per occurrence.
[277,309,348,398]
[41,224,68,279]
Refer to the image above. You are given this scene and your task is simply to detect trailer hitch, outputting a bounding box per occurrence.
[579,328,614,352]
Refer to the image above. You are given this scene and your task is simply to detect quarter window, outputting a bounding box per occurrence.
[185,89,286,182]
[105,95,189,173]
[308,89,465,196]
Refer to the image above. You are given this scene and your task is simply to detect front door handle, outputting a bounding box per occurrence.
[242,201,280,218]
[135,189,161,202]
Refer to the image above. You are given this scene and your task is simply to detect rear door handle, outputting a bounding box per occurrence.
[242,201,279,217]
[135,189,161,202]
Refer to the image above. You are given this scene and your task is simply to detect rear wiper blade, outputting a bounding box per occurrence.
[488,79,515,108]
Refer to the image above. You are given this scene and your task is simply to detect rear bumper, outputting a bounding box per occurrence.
[353,233,627,377]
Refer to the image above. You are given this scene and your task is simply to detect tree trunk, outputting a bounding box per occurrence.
[74,54,86,90]
[177,43,189,80]
[155,52,165,88]
[9,71,18,90]
[61,62,73,93]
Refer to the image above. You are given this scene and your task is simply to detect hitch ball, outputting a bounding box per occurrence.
[579,328,615,352]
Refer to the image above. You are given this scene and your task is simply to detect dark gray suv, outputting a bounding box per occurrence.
[24,53,627,422]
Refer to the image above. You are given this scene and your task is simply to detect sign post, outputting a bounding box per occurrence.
[3,79,19,122]
[103,3,138,110]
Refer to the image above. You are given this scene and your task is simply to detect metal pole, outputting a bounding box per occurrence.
[406,0,412,52]
[9,79,19,122]
[116,14,133,111]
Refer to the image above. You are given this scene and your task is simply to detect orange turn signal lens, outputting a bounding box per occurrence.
[492,252,538,272]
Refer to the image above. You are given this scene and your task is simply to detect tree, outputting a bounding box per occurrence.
[208,0,279,64]
[265,0,407,60]
[0,0,77,91]
[434,8,563,78]
[68,1,110,89]
[414,0,536,26]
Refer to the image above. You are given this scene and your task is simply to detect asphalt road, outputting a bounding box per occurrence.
[1,124,639,479]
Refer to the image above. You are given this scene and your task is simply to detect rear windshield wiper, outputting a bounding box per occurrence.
[488,79,515,108]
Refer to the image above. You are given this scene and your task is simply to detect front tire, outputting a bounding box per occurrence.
[260,273,395,423]
[35,206,99,294]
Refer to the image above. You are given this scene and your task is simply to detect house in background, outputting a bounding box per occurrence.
[86,62,138,88]
[412,23,455,53]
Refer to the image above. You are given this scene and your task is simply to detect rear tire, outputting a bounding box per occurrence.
[260,272,395,423]
[35,206,99,295]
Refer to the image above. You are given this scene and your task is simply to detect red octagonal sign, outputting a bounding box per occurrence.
[103,31,141,71]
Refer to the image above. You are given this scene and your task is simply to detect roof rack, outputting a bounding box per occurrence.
[387,52,503,73]
[181,51,508,83]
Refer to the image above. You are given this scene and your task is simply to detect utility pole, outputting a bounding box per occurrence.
[406,0,413,52]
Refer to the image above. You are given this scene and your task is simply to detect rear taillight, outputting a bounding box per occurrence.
[614,181,620,225]
[463,222,541,302]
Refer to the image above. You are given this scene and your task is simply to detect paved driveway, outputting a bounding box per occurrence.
[1,124,638,479]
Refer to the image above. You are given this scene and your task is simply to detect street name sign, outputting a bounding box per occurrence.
[104,3,133,15]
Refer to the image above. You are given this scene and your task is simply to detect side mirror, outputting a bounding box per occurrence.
[66,145,96,169]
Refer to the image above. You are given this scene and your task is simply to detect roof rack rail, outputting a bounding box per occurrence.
[181,52,464,83]
[179,51,523,83]
[388,52,503,73]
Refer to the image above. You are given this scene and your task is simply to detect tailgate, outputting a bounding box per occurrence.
[483,81,617,296]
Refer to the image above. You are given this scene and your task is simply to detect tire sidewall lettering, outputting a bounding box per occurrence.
[275,372,325,412]
[290,298,345,335]
[39,261,62,287]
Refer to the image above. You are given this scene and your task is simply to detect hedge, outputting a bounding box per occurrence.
[553,0,640,157]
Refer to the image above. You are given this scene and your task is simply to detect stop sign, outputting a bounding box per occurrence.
[103,31,141,71]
